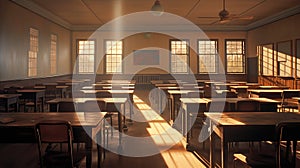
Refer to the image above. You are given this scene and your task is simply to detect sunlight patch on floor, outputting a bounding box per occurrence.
[134,94,207,168]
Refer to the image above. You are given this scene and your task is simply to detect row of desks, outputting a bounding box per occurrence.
[47,97,127,148]
[0,112,106,168]
[207,112,300,168]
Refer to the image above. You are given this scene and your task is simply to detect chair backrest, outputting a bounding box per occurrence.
[276,122,300,168]
[57,101,76,112]
[223,91,238,98]
[207,101,230,112]
[78,100,106,112]
[281,90,300,103]
[236,100,260,112]
[96,92,112,98]
[6,86,20,94]
[35,120,73,168]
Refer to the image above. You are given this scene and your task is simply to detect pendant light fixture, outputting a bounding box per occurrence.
[151,0,164,16]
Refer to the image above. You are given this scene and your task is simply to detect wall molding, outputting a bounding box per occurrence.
[11,0,300,32]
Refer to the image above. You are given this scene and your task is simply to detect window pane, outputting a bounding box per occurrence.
[28,28,39,77]
[77,40,95,74]
[198,40,218,73]
[170,40,189,73]
[105,40,123,74]
[226,40,245,74]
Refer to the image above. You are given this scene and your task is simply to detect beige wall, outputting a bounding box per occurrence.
[0,1,71,81]
[248,13,300,58]
[247,14,300,81]
[72,30,247,75]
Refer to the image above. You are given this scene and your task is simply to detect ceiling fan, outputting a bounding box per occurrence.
[198,0,254,24]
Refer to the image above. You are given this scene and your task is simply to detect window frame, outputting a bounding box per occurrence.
[259,43,274,76]
[276,40,293,77]
[28,27,39,77]
[225,39,246,74]
[50,34,57,75]
[296,39,300,78]
[76,39,96,74]
[169,39,190,74]
[104,40,124,74]
[197,39,219,74]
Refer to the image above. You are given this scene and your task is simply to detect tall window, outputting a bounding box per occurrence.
[28,28,39,77]
[170,40,189,73]
[77,40,95,74]
[261,44,274,76]
[50,34,57,75]
[198,39,218,73]
[277,41,293,77]
[225,39,246,74]
[296,39,300,78]
[105,40,123,74]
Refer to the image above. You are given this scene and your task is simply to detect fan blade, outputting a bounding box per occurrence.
[197,16,219,19]
[229,15,254,20]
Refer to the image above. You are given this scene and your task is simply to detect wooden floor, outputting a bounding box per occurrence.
[0,85,206,168]
[100,86,206,168]
[2,85,300,167]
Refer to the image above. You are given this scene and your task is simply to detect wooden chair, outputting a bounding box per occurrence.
[45,85,58,101]
[279,90,299,112]
[236,100,260,112]
[207,101,231,112]
[234,121,300,168]
[57,101,76,112]
[78,100,113,147]
[35,120,86,168]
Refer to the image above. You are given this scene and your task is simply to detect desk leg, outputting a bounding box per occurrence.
[118,104,124,147]
[85,129,92,168]
[170,96,174,124]
[5,101,9,112]
[221,138,229,168]
[210,120,215,168]
[123,102,127,130]
[34,97,38,112]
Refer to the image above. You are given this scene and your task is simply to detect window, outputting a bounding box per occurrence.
[296,39,300,78]
[257,46,261,75]
[77,40,95,74]
[225,39,246,74]
[28,28,39,77]
[277,41,293,77]
[198,39,218,73]
[260,44,274,76]
[105,40,123,74]
[50,34,57,75]
[170,40,189,73]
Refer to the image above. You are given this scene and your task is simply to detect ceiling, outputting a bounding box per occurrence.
[12,0,300,31]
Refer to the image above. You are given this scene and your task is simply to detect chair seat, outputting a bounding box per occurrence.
[234,145,292,168]
[245,153,275,168]
[44,149,85,168]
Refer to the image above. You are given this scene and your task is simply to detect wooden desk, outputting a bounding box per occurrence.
[214,83,239,90]
[93,83,135,86]
[167,90,204,124]
[205,112,300,168]
[179,97,279,150]
[17,90,45,112]
[0,112,106,168]
[154,83,177,87]
[230,85,249,98]
[258,85,290,89]
[249,89,300,99]
[47,98,127,147]
[80,89,134,121]
[204,97,279,112]
[0,94,21,112]
[34,85,69,98]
